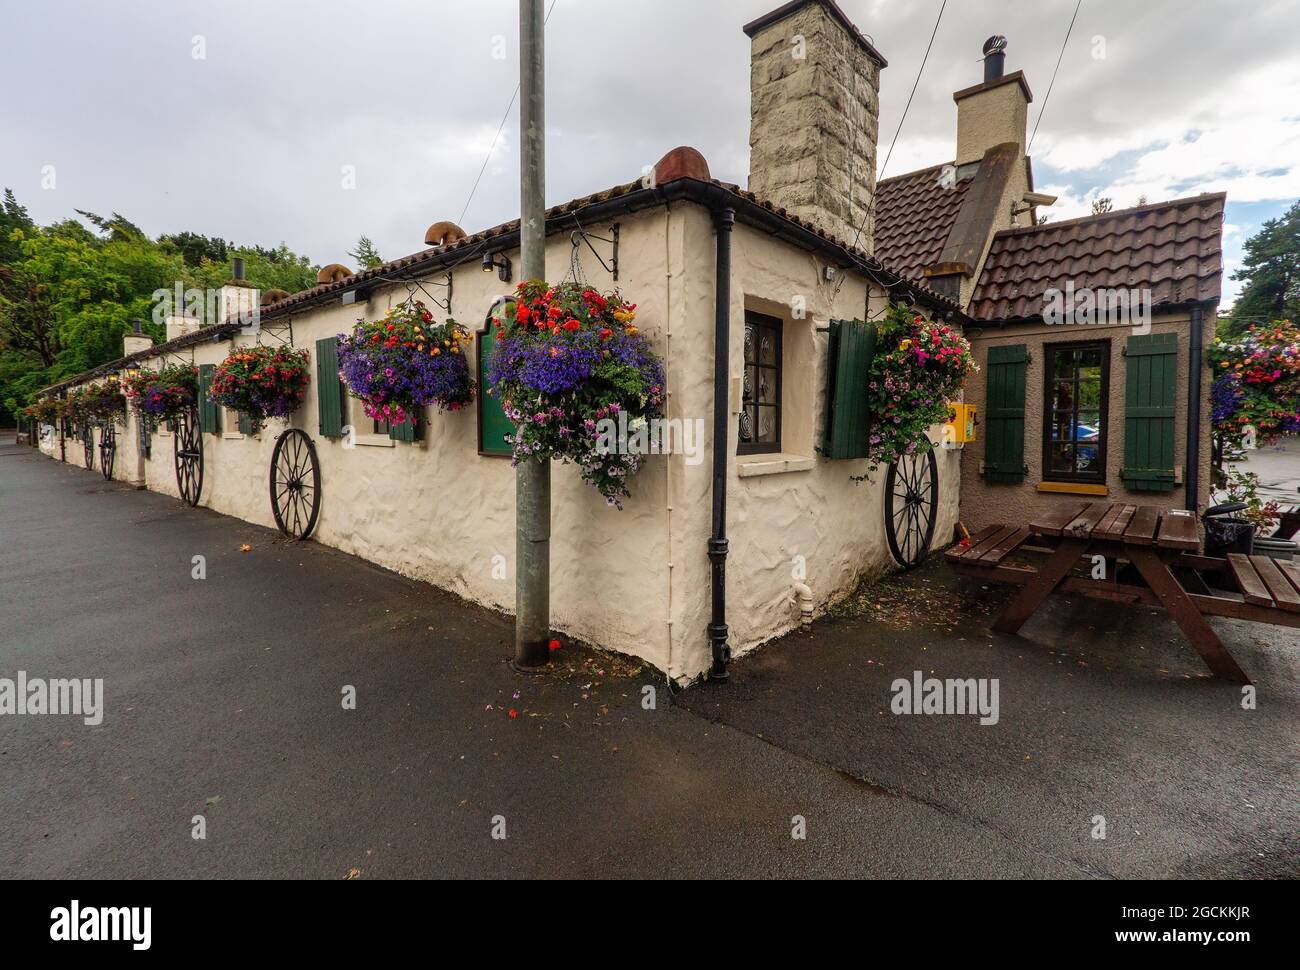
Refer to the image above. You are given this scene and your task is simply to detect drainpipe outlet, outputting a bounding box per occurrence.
[791,582,814,630]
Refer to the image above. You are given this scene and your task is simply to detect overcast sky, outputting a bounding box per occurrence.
[5,0,1298,305]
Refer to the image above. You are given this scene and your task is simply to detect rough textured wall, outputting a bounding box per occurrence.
[747,3,880,248]
[954,77,1029,167]
[166,212,683,672]
[960,311,1214,529]
[34,204,965,683]
[686,222,963,673]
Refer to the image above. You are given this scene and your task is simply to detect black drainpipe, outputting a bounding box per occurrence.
[708,207,735,681]
[1185,302,1206,511]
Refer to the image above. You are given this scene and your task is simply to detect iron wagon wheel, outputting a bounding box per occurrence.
[885,447,939,569]
[173,407,204,507]
[269,428,321,540]
[83,425,95,469]
[99,422,116,480]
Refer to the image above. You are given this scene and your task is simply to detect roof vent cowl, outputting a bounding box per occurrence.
[982,35,1007,82]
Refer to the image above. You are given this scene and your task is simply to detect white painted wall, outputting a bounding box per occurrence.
[36,200,962,682]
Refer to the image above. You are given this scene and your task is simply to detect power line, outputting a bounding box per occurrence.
[877,0,947,185]
[1028,0,1083,152]
[458,0,559,228]
[833,0,946,306]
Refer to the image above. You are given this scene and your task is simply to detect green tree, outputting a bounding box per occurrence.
[0,188,35,265]
[1229,200,1300,332]
[349,235,383,269]
[1,196,320,418]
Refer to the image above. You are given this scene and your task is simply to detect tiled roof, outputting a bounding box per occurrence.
[873,162,973,281]
[39,176,964,395]
[968,193,1226,321]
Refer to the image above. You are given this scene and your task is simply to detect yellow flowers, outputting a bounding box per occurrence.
[613,308,637,324]
[899,339,912,351]
[431,348,440,356]
[624,325,638,336]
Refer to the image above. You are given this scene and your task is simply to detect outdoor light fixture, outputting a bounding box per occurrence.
[482,251,512,283]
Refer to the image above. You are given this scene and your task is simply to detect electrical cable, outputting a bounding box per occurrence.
[1028,0,1083,152]
[458,0,560,228]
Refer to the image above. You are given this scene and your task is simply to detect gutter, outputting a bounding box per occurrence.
[707,207,735,681]
[1185,301,1211,510]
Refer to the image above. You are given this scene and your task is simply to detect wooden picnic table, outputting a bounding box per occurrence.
[946,502,1300,685]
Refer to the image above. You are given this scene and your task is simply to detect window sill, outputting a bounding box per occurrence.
[354,435,395,449]
[1036,481,1109,496]
[737,453,815,478]
[221,432,246,441]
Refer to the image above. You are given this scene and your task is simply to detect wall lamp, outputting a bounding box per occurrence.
[482,251,513,283]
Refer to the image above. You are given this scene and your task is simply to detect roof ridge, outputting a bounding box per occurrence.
[992,191,1227,239]
[877,161,954,186]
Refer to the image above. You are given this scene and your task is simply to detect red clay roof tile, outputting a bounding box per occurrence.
[968,193,1226,321]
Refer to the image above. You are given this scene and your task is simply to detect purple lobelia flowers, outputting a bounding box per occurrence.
[336,301,476,427]
[487,281,665,507]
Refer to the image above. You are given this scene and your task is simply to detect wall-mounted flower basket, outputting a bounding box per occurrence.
[487,281,665,508]
[23,398,61,425]
[336,300,476,431]
[76,379,127,426]
[210,346,312,432]
[124,365,199,425]
[860,304,976,473]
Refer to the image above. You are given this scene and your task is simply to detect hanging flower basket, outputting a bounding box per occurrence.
[487,281,666,507]
[860,305,976,473]
[23,398,61,425]
[210,346,311,431]
[75,378,127,426]
[336,300,476,427]
[124,365,199,423]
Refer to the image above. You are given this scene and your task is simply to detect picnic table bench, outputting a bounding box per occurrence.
[946,502,1300,684]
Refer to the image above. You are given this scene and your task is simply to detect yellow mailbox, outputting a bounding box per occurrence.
[945,403,977,444]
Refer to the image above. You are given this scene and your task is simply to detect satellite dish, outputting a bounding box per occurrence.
[982,35,1008,57]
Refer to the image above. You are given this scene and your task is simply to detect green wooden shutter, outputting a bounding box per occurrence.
[821,319,876,459]
[315,337,344,438]
[477,325,514,456]
[390,416,417,443]
[198,364,220,434]
[982,344,1028,483]
[238,412,252,435]
[1121,332,1178,491]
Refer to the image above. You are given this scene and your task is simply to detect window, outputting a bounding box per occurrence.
[738,311,782,455]
[1042,341,1109,483]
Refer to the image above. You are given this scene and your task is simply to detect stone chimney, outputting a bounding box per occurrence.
[953,37,1032,166]
[165,314,201,343]
[744,0,887,249]
[218,257,259,325]
[123,318,152,356]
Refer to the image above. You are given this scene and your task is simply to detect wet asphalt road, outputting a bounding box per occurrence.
[1,440,1295,879]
